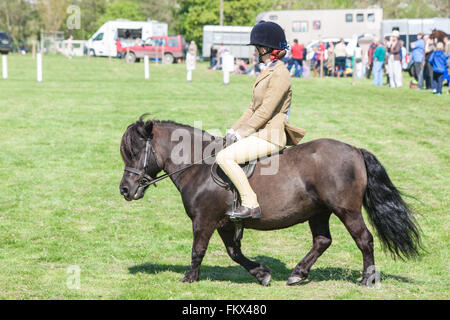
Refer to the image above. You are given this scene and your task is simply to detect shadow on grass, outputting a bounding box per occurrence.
[129,255,414,285]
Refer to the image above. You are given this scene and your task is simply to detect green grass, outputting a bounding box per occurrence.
[0,54,448,299]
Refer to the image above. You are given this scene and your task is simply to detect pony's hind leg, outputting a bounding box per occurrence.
[287,211,332,285]
[217,222,272,286]
[333,208,377,286]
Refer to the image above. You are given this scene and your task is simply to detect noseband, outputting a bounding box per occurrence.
[124,139,160,189]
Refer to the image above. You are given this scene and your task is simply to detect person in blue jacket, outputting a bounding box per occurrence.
[428,42,449,96]
[410,33,425,89]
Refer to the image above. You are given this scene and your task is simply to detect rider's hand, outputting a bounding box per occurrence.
[224,129,241,147]
[224,133,238,147]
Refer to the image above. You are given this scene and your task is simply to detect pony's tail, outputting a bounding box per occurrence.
[360,148,422,260]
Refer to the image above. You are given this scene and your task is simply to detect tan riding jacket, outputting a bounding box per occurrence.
[231,60,306,147]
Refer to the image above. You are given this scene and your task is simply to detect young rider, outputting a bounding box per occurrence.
[216,21,305,219]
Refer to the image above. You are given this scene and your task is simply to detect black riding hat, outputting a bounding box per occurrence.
[249,21,288,50]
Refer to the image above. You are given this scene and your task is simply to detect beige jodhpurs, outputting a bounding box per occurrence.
[216,135,282,208]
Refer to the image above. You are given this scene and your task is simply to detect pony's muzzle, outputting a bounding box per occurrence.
[120,185,131,200]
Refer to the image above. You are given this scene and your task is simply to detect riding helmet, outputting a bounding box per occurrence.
[249,21,288,50]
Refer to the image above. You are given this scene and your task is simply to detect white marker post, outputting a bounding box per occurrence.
[222,52,234,85]
[186,51,196,82]
[2,55,7,79]
[37,52,42,82]
[223,68,229,84]
[144,55,149,79]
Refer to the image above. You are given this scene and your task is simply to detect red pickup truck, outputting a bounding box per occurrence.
[122,35,186,64]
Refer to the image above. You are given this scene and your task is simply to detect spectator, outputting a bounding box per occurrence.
[387,31,402,88]
[19,42,26,55]
[289,39,304,77]
[383,36,391,85]
[372,38,385,86]
[444,35,450,56]
[327,41,335,51]
[209,45,218,69]
[186,41,197,82]
[366,40,377,79]
[317,41,326,76]
[444,36,450,88]
[399,40,408,70]
[285,49,295,76]
[218,42,228,70]
[410,33,425,89]
[325,46,335,77]
[334,39,347,77]
[428,42,448,96]
[115,38,124,58]
[302,45,307,66]
[423,35,435,90]
[189,40,197,55]
[302,58,311,78]
[246,51,261,76]
[235,59,247,74]
[312,47,319,77]
[66,35,73,59]
[354,43,363,78]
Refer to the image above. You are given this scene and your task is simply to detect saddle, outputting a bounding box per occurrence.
[211,148,285,193]
[211,161,257,189]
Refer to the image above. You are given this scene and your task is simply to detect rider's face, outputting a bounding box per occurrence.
[255,46,268,56]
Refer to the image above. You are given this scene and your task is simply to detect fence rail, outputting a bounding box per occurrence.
[9,40,88,57]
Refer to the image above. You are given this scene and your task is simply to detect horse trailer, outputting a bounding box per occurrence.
[202,25,253,59]
[256,8,383,44]
[382,18,450,49]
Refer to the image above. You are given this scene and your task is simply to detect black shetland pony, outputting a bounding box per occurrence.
[119,116,422,286]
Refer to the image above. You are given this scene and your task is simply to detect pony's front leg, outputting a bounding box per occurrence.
[218,222,272,286]
[180,217,216,283]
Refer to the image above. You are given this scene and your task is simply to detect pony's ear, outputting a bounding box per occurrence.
[136,119,153,139]
[136,114,153,139]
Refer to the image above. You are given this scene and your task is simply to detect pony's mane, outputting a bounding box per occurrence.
[135,115,218,141]
[123,117,221,158]
[155,119,206,133]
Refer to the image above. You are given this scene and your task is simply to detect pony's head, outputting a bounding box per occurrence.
[119,115,162,201]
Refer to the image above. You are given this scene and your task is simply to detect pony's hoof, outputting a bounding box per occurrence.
[180,275,197,283]
[359,276,381,287]
[259,273,271,286]
[286,276,306,286]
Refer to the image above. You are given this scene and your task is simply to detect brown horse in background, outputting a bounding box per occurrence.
[431,29,448,42]
[119,116,422,286]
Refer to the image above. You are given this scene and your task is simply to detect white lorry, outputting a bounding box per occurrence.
[86,19,168,57]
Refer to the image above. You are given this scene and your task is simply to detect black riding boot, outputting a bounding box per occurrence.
[226,205,261,219]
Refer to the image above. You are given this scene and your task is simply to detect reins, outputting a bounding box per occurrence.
[124,138,220,188]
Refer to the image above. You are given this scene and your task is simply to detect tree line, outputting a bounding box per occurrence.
[0,0,448,47]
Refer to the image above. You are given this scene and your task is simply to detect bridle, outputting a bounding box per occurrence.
[123,137,219,189]
[124,138,160,189]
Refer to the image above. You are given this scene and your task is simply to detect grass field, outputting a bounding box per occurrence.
[0,54,448,299]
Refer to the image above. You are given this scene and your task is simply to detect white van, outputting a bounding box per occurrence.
[87,19,168,57]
